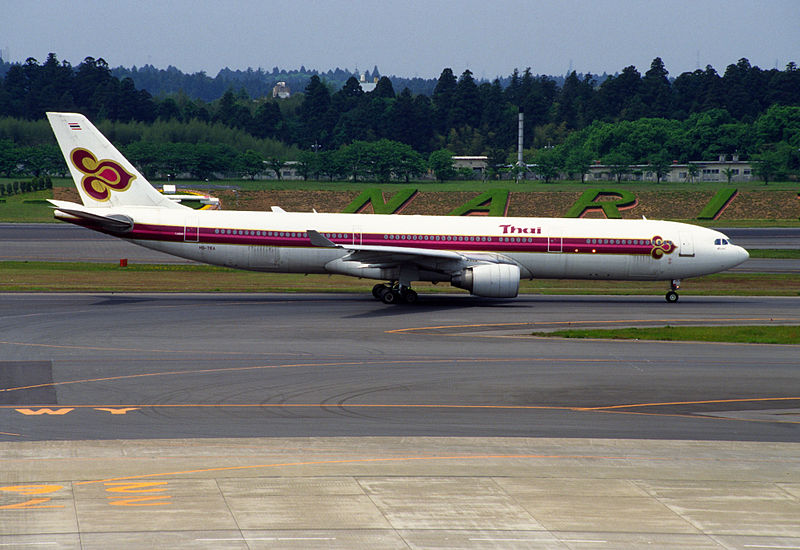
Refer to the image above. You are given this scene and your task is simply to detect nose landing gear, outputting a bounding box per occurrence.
[372,282,418,305]
[665,279,680,303]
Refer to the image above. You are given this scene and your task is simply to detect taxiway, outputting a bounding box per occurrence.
[1,292,799,548]
[1,293,799,442]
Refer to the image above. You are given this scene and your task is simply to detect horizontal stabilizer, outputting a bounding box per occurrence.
[49,200,133,232]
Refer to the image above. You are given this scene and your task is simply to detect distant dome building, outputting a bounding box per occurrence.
[272,81,291,99]
[359,73,378,93]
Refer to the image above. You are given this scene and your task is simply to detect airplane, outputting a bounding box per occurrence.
[46,112,749,304]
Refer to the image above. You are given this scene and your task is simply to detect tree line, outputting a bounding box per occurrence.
[108,63,447,103]
[0,130,458,183]
[529,105,800,184]
[0,175,52,197]
[1,54,799,181]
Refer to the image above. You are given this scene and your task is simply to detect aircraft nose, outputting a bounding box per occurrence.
[730,245,749,267]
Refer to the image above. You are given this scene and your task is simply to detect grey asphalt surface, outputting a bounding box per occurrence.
[729,258,800,273]
[2,282,800,546]
[722,226,800,249]
[1,292,798,443]
[0,223,194,263]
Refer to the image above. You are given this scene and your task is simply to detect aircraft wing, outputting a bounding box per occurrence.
[307,229,516,272]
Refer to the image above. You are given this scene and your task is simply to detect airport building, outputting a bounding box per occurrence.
[452,156,489,175]
[256,155,754,183]
[452,155,755,183]
[587,155,754,183]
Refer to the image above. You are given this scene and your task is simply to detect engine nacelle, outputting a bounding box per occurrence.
[452,263,520,298]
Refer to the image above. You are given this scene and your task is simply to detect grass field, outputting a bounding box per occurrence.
[2,184,800,227]
[0,189,56,222]
[748,249,800,259]
[531,325,800,344]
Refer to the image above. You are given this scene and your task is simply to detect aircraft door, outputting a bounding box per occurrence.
[352,225,363,245]
[184,215,199,242]
[678,232,695,257]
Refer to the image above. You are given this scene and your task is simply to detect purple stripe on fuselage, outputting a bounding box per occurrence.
[125,223,661,257]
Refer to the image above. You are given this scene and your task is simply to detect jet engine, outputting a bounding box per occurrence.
[452,263,520,298]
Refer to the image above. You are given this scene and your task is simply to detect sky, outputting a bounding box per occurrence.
[2,0,799,80]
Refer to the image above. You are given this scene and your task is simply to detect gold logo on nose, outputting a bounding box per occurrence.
[650,235,675,259]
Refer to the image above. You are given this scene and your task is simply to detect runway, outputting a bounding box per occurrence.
[723,226,800,249]
[2,293,799,442]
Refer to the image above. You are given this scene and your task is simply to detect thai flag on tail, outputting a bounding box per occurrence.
[68,122,81,130]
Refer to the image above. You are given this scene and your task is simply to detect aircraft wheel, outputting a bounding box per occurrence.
[401,289,418,304]
[381,289,399,304]
[665,290,679,303]
[372,283,389,299]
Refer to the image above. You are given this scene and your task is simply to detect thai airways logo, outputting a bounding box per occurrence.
[70,148,135,201]
[650,235,676,259]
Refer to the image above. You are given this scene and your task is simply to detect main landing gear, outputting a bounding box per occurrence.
[372,282,418,305]
[665,279,681,303]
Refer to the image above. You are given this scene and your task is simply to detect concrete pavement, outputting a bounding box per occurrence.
[1,437,799,549]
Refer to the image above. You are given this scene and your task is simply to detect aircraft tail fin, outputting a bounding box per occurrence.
[46,112,183,209]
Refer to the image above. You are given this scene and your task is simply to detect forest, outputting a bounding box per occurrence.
[0,53,798,182]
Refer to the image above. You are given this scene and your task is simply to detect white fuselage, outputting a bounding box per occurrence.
[68,206,749,284]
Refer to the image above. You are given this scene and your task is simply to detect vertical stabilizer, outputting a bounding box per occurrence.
[46,112,183,209]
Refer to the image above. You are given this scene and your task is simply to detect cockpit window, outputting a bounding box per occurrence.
[714,238,730,245]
